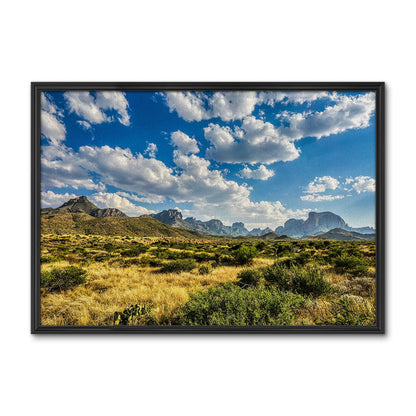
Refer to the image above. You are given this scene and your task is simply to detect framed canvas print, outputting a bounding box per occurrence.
[32,82,385,333]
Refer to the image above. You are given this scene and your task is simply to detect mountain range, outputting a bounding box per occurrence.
[41,195,127,218]
[150,209,251,236]
[41,196,375,240]
[152,209,374,238]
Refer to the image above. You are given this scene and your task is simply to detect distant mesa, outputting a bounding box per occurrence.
[275,211,375,238]
[41,195,127,218]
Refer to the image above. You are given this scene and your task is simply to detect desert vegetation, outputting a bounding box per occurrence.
[40,234,376,326]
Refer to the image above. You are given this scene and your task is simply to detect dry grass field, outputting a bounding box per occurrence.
[40,234,376,326]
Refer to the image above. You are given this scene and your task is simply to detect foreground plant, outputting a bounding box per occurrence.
[180,283,305,326]
[41,266,87,292]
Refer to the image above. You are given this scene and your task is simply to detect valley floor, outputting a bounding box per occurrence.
[40,234,376,326]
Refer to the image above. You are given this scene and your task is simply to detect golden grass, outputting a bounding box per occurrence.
[41,260,246,326]
[40,234,376,326]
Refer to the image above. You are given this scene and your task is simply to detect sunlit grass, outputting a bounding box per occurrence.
[40,234,376,326]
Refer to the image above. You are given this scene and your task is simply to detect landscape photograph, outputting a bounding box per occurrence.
[37,87,378,328]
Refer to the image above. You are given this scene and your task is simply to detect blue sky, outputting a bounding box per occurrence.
[40,89,376,229]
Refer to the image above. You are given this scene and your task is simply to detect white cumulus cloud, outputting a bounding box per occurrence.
[205,117,300,165]
[64,91,130,126]
[300,194,344,202]
[170,131,199,154]
[279,92,375,141]
[162,91,331,122]
[305,176,340,193]
[144,142,158,158]
[77,120,92,130]
[351,176,376,194]
[89,192,155,216]
[41,190,77,208]
[238,165,275,180]
[41,93,66,145]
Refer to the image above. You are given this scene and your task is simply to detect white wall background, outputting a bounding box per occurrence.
[0,1,412,414]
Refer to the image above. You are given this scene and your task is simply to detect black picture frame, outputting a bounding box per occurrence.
[32,82,385,334]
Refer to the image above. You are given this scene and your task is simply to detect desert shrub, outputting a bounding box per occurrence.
[297,251,312,265]
[194,252,216,262]
[40,266,87,292]
[40,255,63,263]
[57,245,71,253]
[256,241,266,251]
[333,254,368,276]
[289,266,333,297]
[198,264,212,275]
[72,247,87,254]
[262,263,292,289]
[122,258,142,266]
[260,263,333,297]
[114,303,153,325]
[237,268,263,287]
[218,254,234,265]
[40,270,52,287]
[93,254,113,262]
[120,244,147,257]
[232,245,259,265]
[317,296,376,326]
[311,241,325,250]
[160,259,197,273]
[280,252,311,267]
[140,256,163,267]
[279,257,297,268]
[179,283,305,326]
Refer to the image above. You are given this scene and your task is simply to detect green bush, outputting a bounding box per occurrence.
[194,252,216,262]
[40,255,63,263]
[40,270,53,287]
[93,254,113,262]
[120,244,148,257]
[232,245,258,265]
[198,264,212,275]
[333,254,368,276]
[160,259,197,273]
[251,263,333,297]
[40,266,87,292]
[218,254,234,265]
[237,268,264,287]
[140,256,163,267]
[180,283,305,326]
[256,241,266,251]
[262,263,292,289]
[289,266,333,297]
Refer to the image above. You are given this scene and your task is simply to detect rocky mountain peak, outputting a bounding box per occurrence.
[150,209,183,225]
[42,195,127,218]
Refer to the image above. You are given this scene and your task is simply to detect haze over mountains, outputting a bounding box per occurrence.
[42,196,375,240]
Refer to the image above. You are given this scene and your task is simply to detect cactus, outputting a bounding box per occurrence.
[113,303,153,325]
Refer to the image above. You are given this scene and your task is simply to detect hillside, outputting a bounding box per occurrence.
[259,232,290,240]
[308,228,376,241]
[40,213,208,238]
